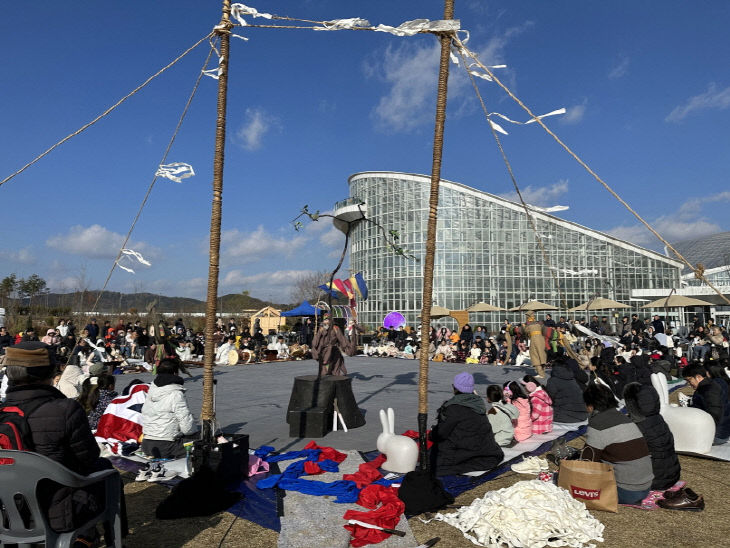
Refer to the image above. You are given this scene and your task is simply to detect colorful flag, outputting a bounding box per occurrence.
[318,283,341,298]
[95,383,149,452]
[332,279,349,299]
[341,278,355,300]
[350,272,368,300]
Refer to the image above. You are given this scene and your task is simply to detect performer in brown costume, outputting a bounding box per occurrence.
[311,314,357,376]
[524,313,547,378]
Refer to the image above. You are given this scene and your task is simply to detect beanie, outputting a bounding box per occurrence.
[453,372,475,393]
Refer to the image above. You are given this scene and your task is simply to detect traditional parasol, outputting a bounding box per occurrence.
[568,297,630,311]
[466,302,506,312]
[508,300,556,312]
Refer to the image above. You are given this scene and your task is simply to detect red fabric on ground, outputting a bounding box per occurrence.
[401,429,433,449]
[303,461,324,475]
[304,440,348,463]
[343,484,405,547]
[343,454,386,488]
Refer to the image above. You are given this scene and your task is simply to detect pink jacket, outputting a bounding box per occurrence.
[510,397,533,442]
[529,387,554,434]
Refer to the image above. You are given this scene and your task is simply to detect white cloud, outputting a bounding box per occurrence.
[0,247,35,265]
[221,269,317,298]
[320,226,344,247]
[46,224,159,261]
[605,192,730,249]
[666,83,730,122]
[499,179,569,207]
[607,219,721,247]
[561,99,587,124]
[235,107,279,150]
[368,22,533,132]
[608,55,630,79]
[221,225,309,262]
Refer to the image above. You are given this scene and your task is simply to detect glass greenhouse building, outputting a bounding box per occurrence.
[334,171,683,330]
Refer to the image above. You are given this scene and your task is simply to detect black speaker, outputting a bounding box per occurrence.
[190,433,249,486]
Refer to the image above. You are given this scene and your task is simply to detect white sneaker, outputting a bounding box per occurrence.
[147,463,168,482]
[511,456,549,474]
[135,463,152,482]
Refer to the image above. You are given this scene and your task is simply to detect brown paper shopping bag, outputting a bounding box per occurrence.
[558,450,618,512]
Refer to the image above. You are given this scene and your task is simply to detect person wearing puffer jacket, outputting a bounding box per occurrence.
[141,359,196,458]
[504,381,532,442]
[546,358,588,423]
[523,375,553,434]
[623,382,681,490]
[486,385,519,446]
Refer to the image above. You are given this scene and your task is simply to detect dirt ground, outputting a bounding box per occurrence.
[122,386,730,548]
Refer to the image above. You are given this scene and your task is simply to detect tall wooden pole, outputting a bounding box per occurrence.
[201,0,232,442]
[417,0,454,470]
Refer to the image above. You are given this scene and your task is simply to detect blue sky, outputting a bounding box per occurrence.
[1,1,729,302]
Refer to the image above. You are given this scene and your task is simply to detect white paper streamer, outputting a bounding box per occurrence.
[374,19,460,37]
[529,204,570,213]
[313,18,370,31]
[231,3,273,26]
[491,108,566,126]
[427,480,604,548]
[116,248,152,275]
[156,162,195,183]
[121,248,151,267]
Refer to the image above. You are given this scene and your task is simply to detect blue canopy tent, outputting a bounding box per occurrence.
[280,300,321,317]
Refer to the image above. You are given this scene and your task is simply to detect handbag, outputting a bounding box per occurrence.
[557,447,618,512]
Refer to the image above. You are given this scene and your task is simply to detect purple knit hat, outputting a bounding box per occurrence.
[453,372,475,393]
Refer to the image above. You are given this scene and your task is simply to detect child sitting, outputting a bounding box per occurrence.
[466,342,481,364]
[522,375,554,435]
[504,381,532,442]
[77,374,118,430]
[486,385,519,446]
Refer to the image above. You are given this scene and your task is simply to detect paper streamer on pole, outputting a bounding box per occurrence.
[156,162,195,182]
[231,3,273,26]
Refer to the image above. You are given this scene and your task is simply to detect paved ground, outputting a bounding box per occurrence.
[118,356,540,451]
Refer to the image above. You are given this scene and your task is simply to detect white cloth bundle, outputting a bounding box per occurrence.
[427,480,604,548]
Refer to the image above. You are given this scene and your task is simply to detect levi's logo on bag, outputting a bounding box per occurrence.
[570,485,601,500]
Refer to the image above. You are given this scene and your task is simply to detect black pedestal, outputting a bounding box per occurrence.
[286,375,366,437]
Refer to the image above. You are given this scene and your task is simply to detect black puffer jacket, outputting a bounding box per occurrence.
[546,362,588,423]
[692,378,730,439]
[631,354,654,387]
[3,383,100,473]
[431,393,503,476]
[623,383,681,490]
[4,383,102,530]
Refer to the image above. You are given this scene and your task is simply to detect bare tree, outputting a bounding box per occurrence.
[290,270,331,304]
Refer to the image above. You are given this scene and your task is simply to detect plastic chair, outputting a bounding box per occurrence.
[0,449,122,547]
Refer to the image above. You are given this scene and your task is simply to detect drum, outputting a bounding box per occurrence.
[239,349,252,364]
[288,343,299,357]
[227,349,240,365]
[264,349,278,362]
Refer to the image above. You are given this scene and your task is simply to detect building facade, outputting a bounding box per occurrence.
[334,172,683,330]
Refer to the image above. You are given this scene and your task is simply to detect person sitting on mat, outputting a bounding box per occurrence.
[141,359,196,459]
[430,372,503,476]
[682,362,730,445]
[486,385,519,446]
[583,383,654,504]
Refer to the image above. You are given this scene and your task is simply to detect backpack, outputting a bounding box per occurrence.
[0,398,50,463]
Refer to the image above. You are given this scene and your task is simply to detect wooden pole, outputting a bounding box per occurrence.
[417,0,454,470]
[201,0,232,442]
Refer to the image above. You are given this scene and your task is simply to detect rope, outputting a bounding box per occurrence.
[453,34,730,307]
[90,45,216,313]
[0,32,213,188]
[456,46,569,311]
[417,0,455,470]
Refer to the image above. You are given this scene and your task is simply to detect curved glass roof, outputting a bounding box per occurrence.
[669,231,730,272]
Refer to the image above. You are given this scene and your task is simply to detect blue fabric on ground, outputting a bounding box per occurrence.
[265,448,321,463]
[275,478,360,503]
[255,445,275,458]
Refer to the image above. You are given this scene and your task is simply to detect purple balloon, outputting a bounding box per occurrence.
[383,311,406,329]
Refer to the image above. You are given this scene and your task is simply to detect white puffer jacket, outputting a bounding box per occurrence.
[141,376,196,441]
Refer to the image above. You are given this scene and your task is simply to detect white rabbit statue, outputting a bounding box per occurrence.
[376,408,418,473]
[651,373,715,454]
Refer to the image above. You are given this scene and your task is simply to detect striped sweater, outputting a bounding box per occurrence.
[585,408,654,491]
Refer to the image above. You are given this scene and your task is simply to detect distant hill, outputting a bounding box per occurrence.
[24,291,291,314]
